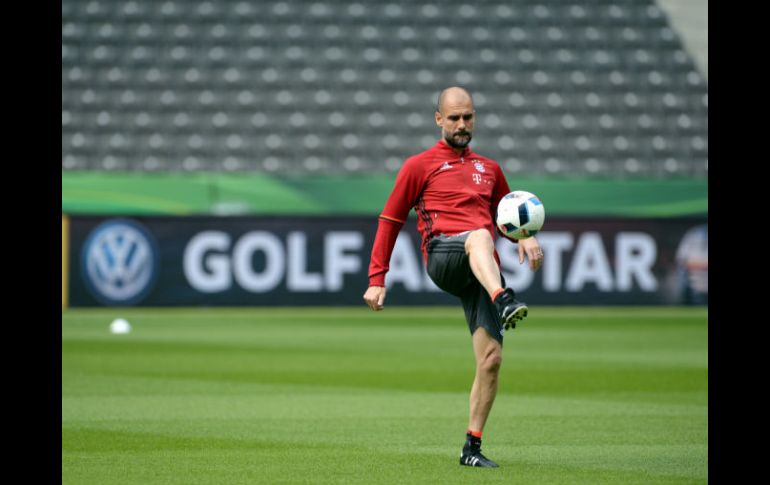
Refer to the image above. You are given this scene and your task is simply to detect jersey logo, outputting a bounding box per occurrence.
[472,173,482,184]
[473,161,485,173]
[439,162,452,170]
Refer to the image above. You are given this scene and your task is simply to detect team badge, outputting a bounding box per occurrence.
[473,161,485,173]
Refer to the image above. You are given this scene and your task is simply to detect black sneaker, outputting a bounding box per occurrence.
[460,437,499,468]
[494,288,528,330]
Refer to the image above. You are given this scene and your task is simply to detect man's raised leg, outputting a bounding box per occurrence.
[464,229,528,328]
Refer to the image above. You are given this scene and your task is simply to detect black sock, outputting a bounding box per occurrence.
[464,433,482,450]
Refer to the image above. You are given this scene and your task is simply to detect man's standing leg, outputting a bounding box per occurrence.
[469,327,502,433]
[460,229,523,467]
[460,326,503,467]
[425,231,520,468]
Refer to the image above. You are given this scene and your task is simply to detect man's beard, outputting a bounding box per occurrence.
[444,130,472,148]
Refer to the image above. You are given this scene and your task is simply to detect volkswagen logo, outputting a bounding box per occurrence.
[81,219,159,305]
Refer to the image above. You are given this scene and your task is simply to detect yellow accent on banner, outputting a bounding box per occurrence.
[62,215,69,309]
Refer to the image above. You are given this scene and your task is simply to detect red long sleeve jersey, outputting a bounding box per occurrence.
[368,140,512,287]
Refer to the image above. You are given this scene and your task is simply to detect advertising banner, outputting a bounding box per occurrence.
[67,216,707,306]
[62,215,69,308]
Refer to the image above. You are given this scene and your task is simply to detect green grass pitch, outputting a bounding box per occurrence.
[62,306,708,485]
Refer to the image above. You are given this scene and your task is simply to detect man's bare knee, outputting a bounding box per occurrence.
[480,347,502,374]
[465,229,495,255]
[474,331,503,373]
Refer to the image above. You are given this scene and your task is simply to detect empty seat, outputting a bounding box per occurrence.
[61,0,708,178]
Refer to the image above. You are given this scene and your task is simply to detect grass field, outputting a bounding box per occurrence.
[62,306,708,485]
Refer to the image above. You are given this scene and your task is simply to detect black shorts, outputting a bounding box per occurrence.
[426,232,506,344]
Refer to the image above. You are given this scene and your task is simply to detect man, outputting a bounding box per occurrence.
[363,87,544,468]
[674,223,708,305]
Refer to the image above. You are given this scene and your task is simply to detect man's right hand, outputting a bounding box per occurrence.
[363,286,386,311]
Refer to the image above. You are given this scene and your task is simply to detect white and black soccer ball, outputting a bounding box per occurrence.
[496,190,545,240]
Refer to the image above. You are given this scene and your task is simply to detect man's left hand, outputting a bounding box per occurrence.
[518,237,543,272]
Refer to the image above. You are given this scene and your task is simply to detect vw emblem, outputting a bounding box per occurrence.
[81,219,159,305]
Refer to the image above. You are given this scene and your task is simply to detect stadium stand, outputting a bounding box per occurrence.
[62,0,708,177]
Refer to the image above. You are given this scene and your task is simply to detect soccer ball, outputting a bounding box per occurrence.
[496,190,545,240]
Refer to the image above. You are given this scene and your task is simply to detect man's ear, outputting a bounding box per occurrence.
[435,111,442,126]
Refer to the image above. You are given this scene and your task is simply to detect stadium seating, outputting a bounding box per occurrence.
[62,0,708,177]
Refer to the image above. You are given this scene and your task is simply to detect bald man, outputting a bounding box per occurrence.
[363,87,544,467]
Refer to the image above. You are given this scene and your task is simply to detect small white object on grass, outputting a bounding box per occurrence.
[110,318,132,334]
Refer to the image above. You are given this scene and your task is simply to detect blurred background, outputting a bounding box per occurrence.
[61,0,707,308]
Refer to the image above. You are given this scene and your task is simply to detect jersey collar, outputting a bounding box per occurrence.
[436,139,473,158]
